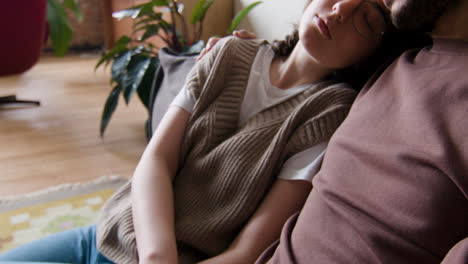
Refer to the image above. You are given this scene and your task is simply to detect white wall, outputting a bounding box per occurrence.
[234,0,307,41]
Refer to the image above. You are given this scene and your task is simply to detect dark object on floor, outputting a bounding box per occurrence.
[0,0,47,107]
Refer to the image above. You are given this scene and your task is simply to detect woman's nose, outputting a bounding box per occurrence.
[331,0,361,22]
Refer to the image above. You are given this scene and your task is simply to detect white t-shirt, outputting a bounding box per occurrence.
[170,44,327,182]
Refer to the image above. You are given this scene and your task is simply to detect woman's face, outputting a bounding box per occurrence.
[299,0,389,69]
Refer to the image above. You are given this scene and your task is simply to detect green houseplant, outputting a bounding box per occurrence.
[96,0,262,137]
[47,0,83,56]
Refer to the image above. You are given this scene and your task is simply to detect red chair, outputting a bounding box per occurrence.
[0,0,47,105]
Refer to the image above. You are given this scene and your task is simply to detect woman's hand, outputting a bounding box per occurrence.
[197,30,257,60]
[198,179,311,264]
[232,29,257,39]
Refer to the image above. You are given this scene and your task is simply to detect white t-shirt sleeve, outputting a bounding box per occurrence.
[170,85,196,113]
[277,141,328,182]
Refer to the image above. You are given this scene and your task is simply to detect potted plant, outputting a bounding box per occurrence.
[96,0,262,137]
[47,0,83,56]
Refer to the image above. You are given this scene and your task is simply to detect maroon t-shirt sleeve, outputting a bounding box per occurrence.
[255,212,300,264]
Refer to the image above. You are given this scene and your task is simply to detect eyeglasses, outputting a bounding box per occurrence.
[352,1,389,39]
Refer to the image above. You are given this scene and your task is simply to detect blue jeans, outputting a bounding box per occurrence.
[0,225,113,264]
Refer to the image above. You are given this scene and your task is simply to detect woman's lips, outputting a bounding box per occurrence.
[315,15,332,39]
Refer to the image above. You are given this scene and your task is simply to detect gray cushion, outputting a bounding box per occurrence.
[149,48,198,135]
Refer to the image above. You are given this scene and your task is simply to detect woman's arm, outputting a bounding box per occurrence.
[132,106,190,264]
[199,178,312,264]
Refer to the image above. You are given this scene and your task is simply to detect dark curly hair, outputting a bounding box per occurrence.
[270,3,432,91]
[332,29,431,90]
[271,28,300,57]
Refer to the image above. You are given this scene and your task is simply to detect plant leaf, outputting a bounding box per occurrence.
[95,46,129,70]
[136,4,157,18]
[227,1,262,34]
[158,20,172,32]
[100,85,122,137]
[113,2,153,20]
[115,35,133,47]
[134,15,163,27]
[111,49,133,83]
[137,57,159,109]
[95,36,131,70]
[113,7,140,20]
[62,0,83,22]
[152,0,170,6]
[47,0,73,56]
[134,23,159,33]
[139,25,161,41]
[122,56,153,104]
[190,0,214,24]
[115,0,165,20]
[95,51,115,70]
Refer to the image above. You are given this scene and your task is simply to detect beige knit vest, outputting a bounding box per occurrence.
[96,37,357,264]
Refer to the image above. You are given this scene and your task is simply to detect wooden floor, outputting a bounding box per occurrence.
[0,54,148,196]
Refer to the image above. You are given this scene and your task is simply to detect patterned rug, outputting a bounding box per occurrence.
[0,176,127,253]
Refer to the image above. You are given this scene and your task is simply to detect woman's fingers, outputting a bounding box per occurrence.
[196,30,257,60]
[233,29,256,39]
[197,37,221,60]
[206,37,220,51]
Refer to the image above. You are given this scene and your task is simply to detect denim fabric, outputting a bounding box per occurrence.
[0,225,113,264]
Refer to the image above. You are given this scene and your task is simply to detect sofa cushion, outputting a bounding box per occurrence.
[148,48,198,136]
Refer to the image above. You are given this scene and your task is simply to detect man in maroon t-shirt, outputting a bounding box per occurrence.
[253,0,468,263]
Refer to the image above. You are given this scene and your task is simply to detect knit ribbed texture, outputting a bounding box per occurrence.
[96,37,357,264]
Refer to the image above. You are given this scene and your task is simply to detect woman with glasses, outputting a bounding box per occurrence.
[0,0,406,263]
